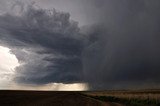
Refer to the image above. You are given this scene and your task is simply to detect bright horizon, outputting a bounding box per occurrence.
[0,46,88,91]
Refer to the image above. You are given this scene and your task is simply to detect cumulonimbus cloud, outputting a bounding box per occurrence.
[0,2,86,84]
[0,1,160,90]
[82,0,160,90]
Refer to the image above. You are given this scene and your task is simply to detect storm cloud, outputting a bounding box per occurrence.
[0,0,160,90]
[82,0,160,90]
[0,2,85,84]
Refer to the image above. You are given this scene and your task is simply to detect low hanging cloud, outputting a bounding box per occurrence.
[0,2,85,85]
[0,0,160,90]
[82,0,160,90]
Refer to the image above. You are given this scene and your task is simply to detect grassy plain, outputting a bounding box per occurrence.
[0,90,159,106]
[83,89,160,106]
[0,90,118,106]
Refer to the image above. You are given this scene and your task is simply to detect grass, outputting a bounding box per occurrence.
[89,95,160,106]
[82,90,160,106]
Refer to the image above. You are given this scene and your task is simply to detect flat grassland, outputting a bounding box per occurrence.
[0,90,122,106]
[83,89,160,106]
[0,90,160,106]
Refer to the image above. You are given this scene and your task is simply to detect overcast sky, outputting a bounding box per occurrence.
[0,0,160,90]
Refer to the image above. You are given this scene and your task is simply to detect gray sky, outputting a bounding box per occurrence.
[0,0,101,26]
[0,0,160,90]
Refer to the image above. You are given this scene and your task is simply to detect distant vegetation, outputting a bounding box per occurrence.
[83,90,160,106]
[89,95,160,106]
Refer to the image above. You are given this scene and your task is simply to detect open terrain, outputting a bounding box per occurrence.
[0,90,123,106]
[0,90,160,106]
[83,90,160,106]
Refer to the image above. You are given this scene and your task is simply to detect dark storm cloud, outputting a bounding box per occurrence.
[0,2,85,84]
[82,0,160,90]
[0,0,160,90]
